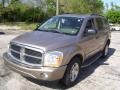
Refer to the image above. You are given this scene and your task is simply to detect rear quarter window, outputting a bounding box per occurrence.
[103,18,110,29]
[96,18,104,30]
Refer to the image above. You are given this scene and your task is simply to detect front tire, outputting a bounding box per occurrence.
[61,57,81,87]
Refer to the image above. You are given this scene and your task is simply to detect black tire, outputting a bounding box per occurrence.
[102,43,109,57]
[61,57,82,87]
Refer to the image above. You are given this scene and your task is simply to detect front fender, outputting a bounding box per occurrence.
[58,45,85,66]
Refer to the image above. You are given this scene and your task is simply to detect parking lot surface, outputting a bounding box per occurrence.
[0,31,120,90]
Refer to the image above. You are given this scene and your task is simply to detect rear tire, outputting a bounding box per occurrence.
[102,43,109,57]
[61,57,82,87]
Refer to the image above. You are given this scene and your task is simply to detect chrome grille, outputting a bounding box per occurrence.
[11,51,20,60]
[24,56,42,64]
[9,43,43,65]
[10,44,21,52]
[25,48,42,57]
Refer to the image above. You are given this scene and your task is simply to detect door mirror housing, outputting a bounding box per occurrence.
[87,29,96,35]
[34,23,41,31]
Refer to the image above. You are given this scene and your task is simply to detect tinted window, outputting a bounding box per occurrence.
[96,18,104,30]
[84,19,95,35]
[86,19,95,30]
[103,18,109,29]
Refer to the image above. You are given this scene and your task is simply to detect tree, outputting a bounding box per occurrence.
[1,0,10,7]
[105,4,120,24]
[59,0,104,14]
[0,0,105,22]
[46,0,56,17]
[106,9,120,23]
[0,4,2,21]
[7,0,23,21]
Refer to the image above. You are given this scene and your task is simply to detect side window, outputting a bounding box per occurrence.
[96,18,104,30]
[86,19,94,30]
[103,18,109,29]
[84,19,95,34]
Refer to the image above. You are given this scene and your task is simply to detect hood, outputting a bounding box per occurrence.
[11,31,77,51]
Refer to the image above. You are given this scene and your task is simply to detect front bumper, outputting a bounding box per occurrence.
[3,53,67,81]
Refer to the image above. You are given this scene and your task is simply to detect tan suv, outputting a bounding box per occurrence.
[3,14,111,86]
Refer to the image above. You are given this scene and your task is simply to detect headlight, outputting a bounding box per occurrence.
[44,51,63,67]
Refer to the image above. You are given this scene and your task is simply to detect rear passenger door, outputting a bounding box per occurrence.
[95,17,109,50]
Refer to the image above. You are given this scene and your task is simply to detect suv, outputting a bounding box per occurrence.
[3,14,111,86]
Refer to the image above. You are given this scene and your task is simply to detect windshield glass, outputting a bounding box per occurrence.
[37,16,84,35]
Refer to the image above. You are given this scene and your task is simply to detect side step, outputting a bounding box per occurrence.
[81,52,102,68]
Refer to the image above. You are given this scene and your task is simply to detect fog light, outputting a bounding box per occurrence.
[40,73,48,79]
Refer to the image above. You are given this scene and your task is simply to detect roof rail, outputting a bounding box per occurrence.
[64,12,74,14]
[91,14,100,16]
[91,13,104,17]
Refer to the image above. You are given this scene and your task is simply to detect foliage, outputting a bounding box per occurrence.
[46,0,56,17]
[59,0,104,14]
[0,0,104,23]
[105,5,120,23]
[106,10,120,23]
[0,4,2,17]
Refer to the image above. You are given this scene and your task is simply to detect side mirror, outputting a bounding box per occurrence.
[37,24,41,28]
[34,23,41,31]
[87,29,96,35]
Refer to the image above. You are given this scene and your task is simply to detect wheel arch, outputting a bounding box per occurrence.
[68,54,84,65]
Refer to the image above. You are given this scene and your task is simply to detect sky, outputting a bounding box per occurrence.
[102,0,120,9]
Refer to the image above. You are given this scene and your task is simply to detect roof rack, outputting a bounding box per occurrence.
[91,14,100,16]
[64,12,74,14]
[91,13,104,17]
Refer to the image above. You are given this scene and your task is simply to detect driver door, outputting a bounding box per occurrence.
[80,18,99,58]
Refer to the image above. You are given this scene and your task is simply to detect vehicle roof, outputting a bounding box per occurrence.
[56,14,104,18]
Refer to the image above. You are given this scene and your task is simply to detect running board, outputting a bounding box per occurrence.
[81,52,102,68]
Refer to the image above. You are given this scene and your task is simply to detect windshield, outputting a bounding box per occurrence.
[37,16,84,35]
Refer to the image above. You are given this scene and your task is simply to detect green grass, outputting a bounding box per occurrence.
[0,22,38,30]
[18,22,38,30]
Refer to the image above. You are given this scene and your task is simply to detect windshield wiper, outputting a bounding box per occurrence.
[37,29,70,35]
[37,29,50,32]
[49,30,61,33]
[49,30,69,35]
